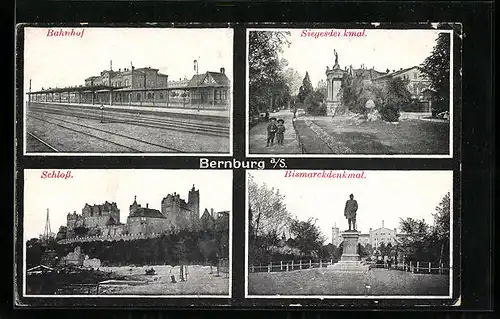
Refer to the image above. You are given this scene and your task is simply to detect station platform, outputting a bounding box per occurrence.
[27,101,231,121]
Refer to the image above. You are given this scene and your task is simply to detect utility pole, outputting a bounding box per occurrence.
[43,208,52,243]
[194,58,200,111]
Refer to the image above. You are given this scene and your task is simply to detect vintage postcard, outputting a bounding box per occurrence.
[246,27,455,157]
[18,169,232,298]
[245,170,454,299]
[21,26,233,156]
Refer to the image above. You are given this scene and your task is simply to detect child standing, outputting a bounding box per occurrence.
[266,117,277,147]
[276,119,286,145]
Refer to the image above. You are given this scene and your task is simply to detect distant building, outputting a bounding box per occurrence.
[332,220,400,248]
[372,66,432,102]
[347,64,386,83]
[28,63,231,109]
[27,265,54,275]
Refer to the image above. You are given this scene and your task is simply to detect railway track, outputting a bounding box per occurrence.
[26,131,59,152]
[28,104,230,137]
[27,113,185,153]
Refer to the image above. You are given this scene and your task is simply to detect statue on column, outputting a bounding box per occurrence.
[334,49,339,67]
[344,194,358,231]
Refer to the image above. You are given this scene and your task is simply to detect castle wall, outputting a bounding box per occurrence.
[84,216,113,229]
[127,217,170,235]
[101,224,126,236]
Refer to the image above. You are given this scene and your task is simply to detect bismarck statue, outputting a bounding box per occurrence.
[344,194,358,231]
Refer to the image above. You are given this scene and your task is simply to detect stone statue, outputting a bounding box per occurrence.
[334,50,339,65]
[344,194,358,231]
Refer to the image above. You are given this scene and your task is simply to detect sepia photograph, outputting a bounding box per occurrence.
[246,27,454,157]
[20,169,232,297]
[22,27,233,155]
[246,170,453,298]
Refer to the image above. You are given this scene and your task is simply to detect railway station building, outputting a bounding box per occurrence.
[27,64,231,110]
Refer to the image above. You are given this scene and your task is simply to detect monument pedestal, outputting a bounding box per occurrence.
[328,231,370,273]
[326,101,341,116]
[325,64,345,117]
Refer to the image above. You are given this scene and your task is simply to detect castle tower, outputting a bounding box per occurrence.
[187,184,200,219]
[332,222,341,246]
[130,195,140,215]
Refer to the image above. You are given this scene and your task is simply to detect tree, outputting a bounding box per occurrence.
[431,192,451,266]
[378,77,411,122]
[288,217,326,258]
[316,80,328,98]
[397,217,431,261]
[304,90,326,116]
[420,32,451,115]
[297,72,313,104]
[283,68,303,97]
[248,31,291,117]
[340,74,384,115]
[248,174,292,242]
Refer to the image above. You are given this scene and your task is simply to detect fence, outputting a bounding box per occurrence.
[368,261,450,275]
[249,259,450,275]
[249,259,335,273]
[214,258,229,278]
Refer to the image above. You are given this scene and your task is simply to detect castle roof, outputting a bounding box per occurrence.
[105,216,119,226]
[128,207,165,219]
[200,209,215,221]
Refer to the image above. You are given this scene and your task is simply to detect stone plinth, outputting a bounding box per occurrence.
[325,64,345,116]
[328,231,370,273]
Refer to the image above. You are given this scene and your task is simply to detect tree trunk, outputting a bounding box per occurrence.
[254,207,261,244]
[438,240,445,266]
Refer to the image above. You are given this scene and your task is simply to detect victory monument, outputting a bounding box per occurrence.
[325,50,346,116]
[328,194,370,272]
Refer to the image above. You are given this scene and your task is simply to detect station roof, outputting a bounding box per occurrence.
[28,85,125,94]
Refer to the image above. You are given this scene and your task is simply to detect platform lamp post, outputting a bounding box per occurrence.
[194,58,200,112]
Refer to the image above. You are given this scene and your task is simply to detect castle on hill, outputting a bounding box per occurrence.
[56,185,229,242]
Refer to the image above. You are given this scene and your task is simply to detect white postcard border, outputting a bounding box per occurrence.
[21,26,234,157]
[19,169,233,299]
[245,28,455,159]
[244,169,454,299]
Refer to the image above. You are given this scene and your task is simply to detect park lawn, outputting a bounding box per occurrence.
[301,117,450,155]
[248,268,450,296]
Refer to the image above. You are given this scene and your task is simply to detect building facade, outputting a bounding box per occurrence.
[332,220,399,248]
[58,185,228,243]
[28,63,231,110]
[372,66,432,102]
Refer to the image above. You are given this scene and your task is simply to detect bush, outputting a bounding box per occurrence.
[431,99,450,117]
[379,103,400,122]
[401,99,427,112]
[304,91,326,116]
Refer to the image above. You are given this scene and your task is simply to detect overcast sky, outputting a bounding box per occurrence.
[248,170,452,243]
[23,169,233,240]
[267,28,446,88]
[23,27,233,93]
